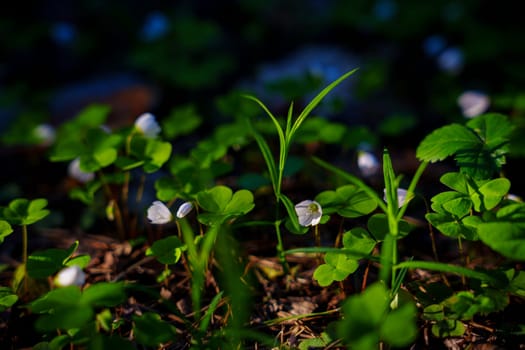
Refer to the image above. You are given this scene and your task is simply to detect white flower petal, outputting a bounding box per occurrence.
[34,123,56,145]
[68,158,95,183]
[147,201,172,224]
[358,151,380,177]
[55,265,86,287]
[383,188,410,208]
[135,112,161,138]
[176,201,193,218]
[457,91,490,118]
[295,200,322,226]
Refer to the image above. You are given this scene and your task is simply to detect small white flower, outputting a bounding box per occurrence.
[147,201,172,224]
[294,200,323,227]
[134,112,161,138]
[384,188,411,208]
[68,158,95,183]
[457,91,490,118]
[507,193,523,202]
[55,265,86,287]
[33,124,56,145]
[357,150,380,177]
[176,201,193,219]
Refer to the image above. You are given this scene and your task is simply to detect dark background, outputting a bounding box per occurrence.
[1,0,524,208]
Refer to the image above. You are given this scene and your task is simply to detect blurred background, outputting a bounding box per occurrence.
[1,0,524,212]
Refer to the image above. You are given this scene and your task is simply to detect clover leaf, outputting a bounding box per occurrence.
[313,228,376,287]
[478,202,525,260]
[2,198,50,226]
[197,186,255,225]
[336,282,417,350]
[0,220,13,244]
[316,184,378,219]
[146,236,185,265]
[416,114,513,180]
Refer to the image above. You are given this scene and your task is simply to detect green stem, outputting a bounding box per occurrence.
[274,220,288,273]
[22,224,28,293]
[458,237,467,287]
[22,224,28,267]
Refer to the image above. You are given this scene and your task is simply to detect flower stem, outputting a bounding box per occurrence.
[22,224,28,293]
[274,220,288,273]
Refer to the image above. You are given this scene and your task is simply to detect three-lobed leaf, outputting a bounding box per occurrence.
[416,114,513,179]
[2,198,50,226]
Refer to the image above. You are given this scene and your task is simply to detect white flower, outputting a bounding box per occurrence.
[55,265,86,287]
[33,123,56,145]
[457,91,490,118]
[147,201,172,224]
[176,201,193,218]
[383,188,411,208]
[134,112,161,138]
[357,150,380,177]
[294,200,323,226]
[68,158,95,183]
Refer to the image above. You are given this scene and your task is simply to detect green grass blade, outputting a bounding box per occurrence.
[290,68,358,137]
[199,291,224,332]
[394,260,503,285]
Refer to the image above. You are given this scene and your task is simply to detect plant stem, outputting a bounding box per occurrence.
[457,237,467,287]
[22,224,28,293]
[274,220,288,273]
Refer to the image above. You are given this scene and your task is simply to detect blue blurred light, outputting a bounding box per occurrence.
[50,22,76,46]
[140,11,169,41]
[437,47,464,75]
[423,35,447,57]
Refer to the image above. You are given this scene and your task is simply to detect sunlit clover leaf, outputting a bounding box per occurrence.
[436,172,510,213]
[118,136,172,173]
[79,128,122,172]
[146,236,185,265]
[313,253,359,287]
[27,240,89,278]
[336,282,417,350]
[315,184,377,218]
[60,104,111,134]
[0,287,18,312]
[0,220,13,244]
[313,228,374,287]
[2,198,49,226]
[417,114,513,179]
[197,186,254,225]
[471,178,510,211]
[431,192,472,218]
[342,227,377,256]
[478,202,525,260]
